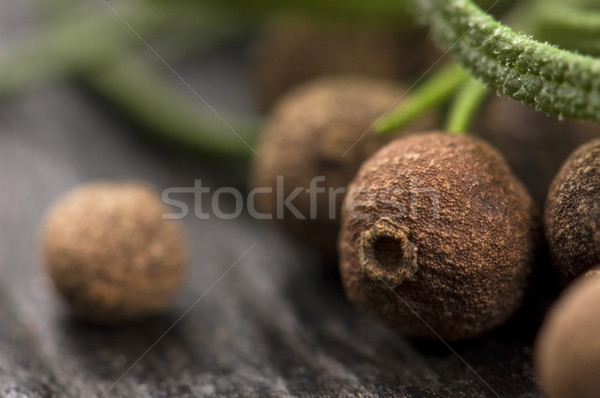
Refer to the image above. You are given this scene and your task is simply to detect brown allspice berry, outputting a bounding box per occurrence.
[40,181,187,323]
[249,18,439,109]
[472,96,600,206]
[250,76,437,262]
[338,132,539,341]
[544,138,600,284]
[535,276,600,398]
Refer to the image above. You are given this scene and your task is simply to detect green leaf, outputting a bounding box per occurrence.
[375,63,469,134]
[446,77,489,134]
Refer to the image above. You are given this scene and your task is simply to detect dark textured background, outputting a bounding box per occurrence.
[0,2,542,397]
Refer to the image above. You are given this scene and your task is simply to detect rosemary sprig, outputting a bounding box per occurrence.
[86,55,260,157]
[0,2,172,98]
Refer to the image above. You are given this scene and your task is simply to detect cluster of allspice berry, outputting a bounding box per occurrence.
[534,138,600,398]
[251,76,437,262]
[472,98,600,397]
[251,74,541,341]
[250,49,600,396]
[37,20,438,325]
[34,18,600,396]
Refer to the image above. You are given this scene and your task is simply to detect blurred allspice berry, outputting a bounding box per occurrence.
[544,138,600,284]
[338,132,539,341]
[584,268,600,279]
[248,18,439,109]
[39,181,187,323]
[250,76,437,263]
[535,275,600,398]
[472,96,600,206]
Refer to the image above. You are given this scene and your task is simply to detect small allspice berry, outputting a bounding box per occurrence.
[534,275,600,398]
[249,18,434,109]
[544,138,600,283]
[40,181,187,323]
[338,132,539,341]
[251,76,436,262]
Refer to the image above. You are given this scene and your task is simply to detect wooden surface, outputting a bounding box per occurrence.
[0,3,543,397]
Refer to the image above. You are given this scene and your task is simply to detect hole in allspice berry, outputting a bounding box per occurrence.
[358,217,419,288]
[374,236,405,272]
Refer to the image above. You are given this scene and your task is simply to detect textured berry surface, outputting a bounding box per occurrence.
[535,276,600,398]
[339,132,539,340]
[41,182,187,323]
[545,138,600,282]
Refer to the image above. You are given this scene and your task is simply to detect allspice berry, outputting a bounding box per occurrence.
[249,18,437,109]
[535,276,600,398]
[584,268,600,279]
[544,138,600,283]
[40,182,186,323]
[472,96,600,206]
[338,132,539,341]
[251,76,437,262]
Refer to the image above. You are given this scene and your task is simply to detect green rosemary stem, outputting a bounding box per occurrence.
[85,55,260,157]
[411,0,600,123]
[375,63,469,134]
[446,77,489,135]
[1,1,256,156]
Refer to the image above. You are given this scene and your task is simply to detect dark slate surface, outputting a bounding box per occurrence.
[0,2,544,397]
